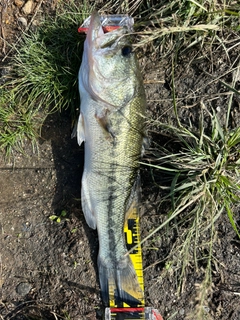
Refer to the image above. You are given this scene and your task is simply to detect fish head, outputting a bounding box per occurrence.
[80,11,141,108]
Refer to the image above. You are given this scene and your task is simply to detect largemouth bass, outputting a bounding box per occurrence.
[76,11,146,306]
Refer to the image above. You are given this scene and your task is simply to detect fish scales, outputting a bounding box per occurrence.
[76,11,146,306]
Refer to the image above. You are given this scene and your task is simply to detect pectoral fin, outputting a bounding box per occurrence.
[95,110,115,142]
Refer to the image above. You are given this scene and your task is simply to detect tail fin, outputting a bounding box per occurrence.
[98,255,143,306]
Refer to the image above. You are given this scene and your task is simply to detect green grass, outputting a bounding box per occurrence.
[0,0,92,155]
[105,0,240,51]
[142,97,240,318]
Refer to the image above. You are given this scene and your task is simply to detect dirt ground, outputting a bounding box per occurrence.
[1,1,240,320]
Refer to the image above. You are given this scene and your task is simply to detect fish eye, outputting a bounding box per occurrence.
[121,46,132,56]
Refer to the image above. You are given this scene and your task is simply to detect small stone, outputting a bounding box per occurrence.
[14,0,24,7]
[179,309,185,315]
[22,0,34,15]
[17,17,28,28]
[203,305,210,313]
[16,282,32,296]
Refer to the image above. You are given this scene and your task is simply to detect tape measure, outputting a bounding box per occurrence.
[108,204,144,309]
[105,205,163,320]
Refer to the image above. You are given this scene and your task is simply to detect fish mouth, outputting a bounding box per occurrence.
[87,11,129,51]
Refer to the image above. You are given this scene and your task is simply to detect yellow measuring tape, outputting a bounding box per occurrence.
[109,203,144,308]
[106,204,163,320]
[107,204,145,320]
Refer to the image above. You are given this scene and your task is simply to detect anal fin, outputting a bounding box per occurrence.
[77,112,85,146]
[81,173,96,229]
